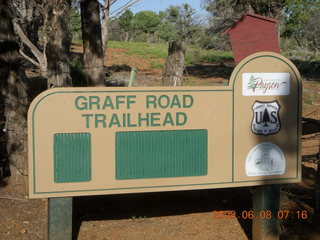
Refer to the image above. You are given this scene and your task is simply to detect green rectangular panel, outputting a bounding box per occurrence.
[116,130,208,180]
[54,133,91,183]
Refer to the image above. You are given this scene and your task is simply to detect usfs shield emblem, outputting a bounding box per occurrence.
[251,100,281,136]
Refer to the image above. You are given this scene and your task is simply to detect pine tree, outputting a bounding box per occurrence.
[262,108,270,127]
[161,4,198,86]
[248,75,256,89]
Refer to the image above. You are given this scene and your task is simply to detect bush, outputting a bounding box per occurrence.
[70,55,86,86]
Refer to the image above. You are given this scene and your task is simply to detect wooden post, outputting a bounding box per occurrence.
[313,153,320,228]
[252,185,280,240]
[48,197,73,240]
[128,67,136,87]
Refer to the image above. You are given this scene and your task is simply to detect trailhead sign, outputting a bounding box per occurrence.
[28,52,302,198]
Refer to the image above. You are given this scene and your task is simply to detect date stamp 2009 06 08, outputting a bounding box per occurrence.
[211,210,308,220]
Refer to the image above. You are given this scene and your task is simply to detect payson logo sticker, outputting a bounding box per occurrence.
[242,73,290,96]
[251,100,281,136]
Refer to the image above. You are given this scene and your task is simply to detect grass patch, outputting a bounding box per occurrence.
[108,41,168,59]
[107,41,234,65]
[150,61,164,69]
[303,99,313,105]
[186,47,234,65]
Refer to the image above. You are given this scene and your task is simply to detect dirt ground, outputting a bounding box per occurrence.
[0,46,319,240]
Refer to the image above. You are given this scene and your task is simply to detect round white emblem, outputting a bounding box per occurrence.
[246,142,285,176]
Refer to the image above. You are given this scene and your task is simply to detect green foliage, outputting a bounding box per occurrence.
[203,0,320,52]
[119,10,134,33]
[70,56,86,86]
[108,18,126,42]
[305,11,320,50]
[283,0,320,46]
[185,46,233,64]
[292,59,320,78]
[247,75,256,90]
[132,11,161,34]
[70,5,82,41]
[204,0,287,38]
[204,0,245,33]
[304,99,313,105]
[107,41,234,65]
[156,21,176,42]
[107,5,204,46]
[193,29,231,51]
[108,41,168,59]
[205,0,286,19]
[157,4,198,42]
[150,60,164,69]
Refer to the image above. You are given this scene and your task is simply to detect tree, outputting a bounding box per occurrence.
[204,0,245,35]
[0,0,73,195]
[101,0,111,52]
[305,11,320,51]
[161,4,198,86]
[282,0,320,50]
[0,0,30,195]
[100,0,140,53]
[204,0,286,20]
[0,0,73,196]
[204,0,287,35]
[46,0,72,88]
[203,0,320,52]
[119,9,134,42]
[80,0,105,86]
[14,0,43,46]
[108,18,126,41]
[132,11,161,42]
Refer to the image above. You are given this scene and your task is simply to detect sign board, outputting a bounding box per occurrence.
[28,52,302,198]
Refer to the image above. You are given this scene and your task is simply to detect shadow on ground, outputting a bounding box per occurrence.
[72,188,253,240]
[185,63,234,80]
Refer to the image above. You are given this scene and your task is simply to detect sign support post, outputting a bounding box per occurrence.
[252,185,280,240]
[48,197,73,240]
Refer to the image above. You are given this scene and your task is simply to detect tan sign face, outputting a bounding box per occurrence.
[28,52,302,198]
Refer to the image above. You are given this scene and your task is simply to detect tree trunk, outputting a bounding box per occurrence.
[101,0,110,54]
[162,39,186,86]
[46,0,72,88]
[25,2,42,52]
[21,0,27,19]
[146,32,150,43]
[80,0,106,86]
[248,1,255,14]
[0,0,30,196]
